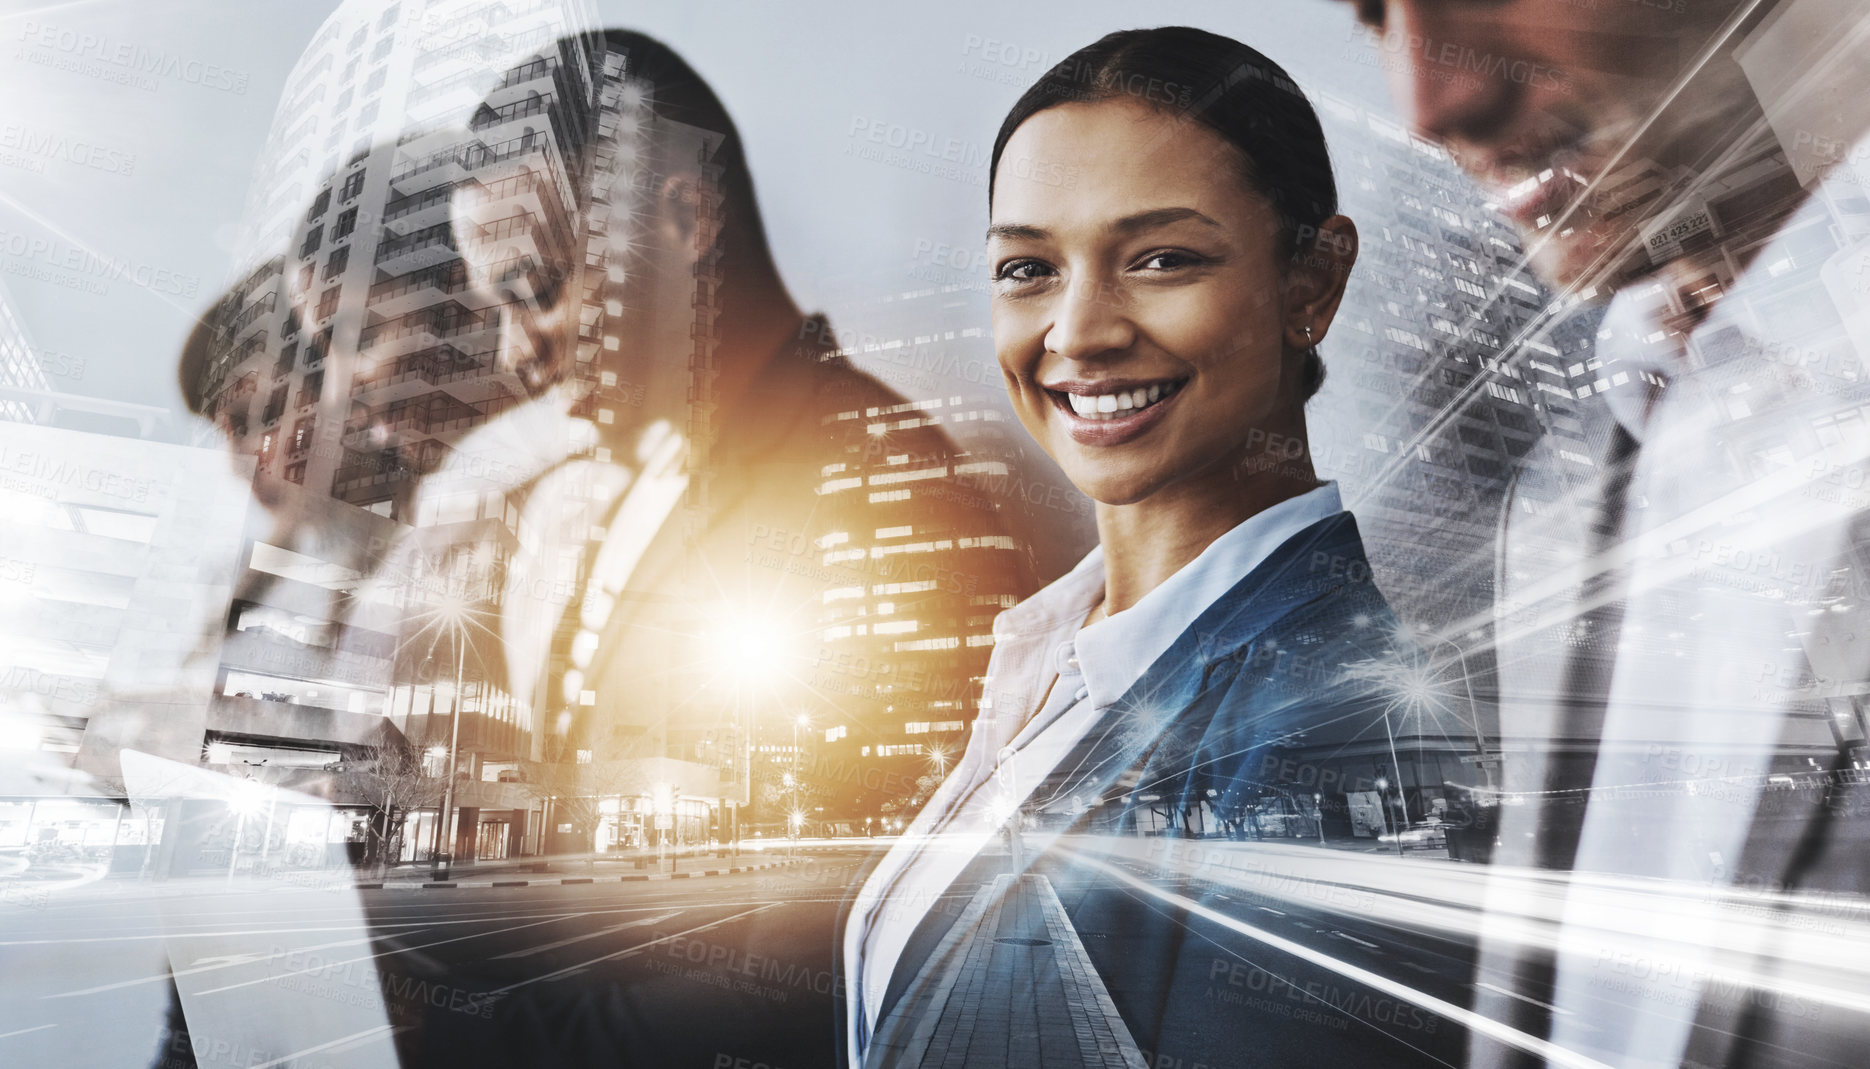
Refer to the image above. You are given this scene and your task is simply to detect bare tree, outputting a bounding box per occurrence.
[336,740,444,878]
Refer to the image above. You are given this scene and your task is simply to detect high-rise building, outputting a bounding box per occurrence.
[183,0,604,863]
[0,279,51,425]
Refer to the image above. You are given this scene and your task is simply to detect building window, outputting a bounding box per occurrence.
[371,36,394,61]
[306,188,331,222]
[377,4,400,30]
[333,207,358,240]
[315,286,340,321]
[363,68,387,95]
[298,226,322,258]
[340,170,366,201]
[323,247,349,281]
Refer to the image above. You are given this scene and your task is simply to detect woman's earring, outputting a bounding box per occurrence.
[1301,325,1314,346]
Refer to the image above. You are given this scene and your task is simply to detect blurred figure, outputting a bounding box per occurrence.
[1338,0,1870,1065]
[175,20,1030,1068]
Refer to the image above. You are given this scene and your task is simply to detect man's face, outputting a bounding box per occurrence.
[1341,0,1752,289]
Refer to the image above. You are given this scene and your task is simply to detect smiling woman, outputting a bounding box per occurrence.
[985,26,1360,607]
[844,27,1474,1069]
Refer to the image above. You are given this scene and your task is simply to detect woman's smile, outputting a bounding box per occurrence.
[1041,375,1190,445]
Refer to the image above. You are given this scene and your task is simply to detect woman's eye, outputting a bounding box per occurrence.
[1135,250,1202,272]
[994,259,1053,282]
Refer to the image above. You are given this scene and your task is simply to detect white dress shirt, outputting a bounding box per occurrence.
[845,482,1345,1061]
[1486,142,1870,1068]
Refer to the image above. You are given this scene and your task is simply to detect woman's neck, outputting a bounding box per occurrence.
[1093,452,1320,617]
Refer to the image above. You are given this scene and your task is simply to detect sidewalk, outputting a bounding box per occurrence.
[358,853,807,890]
[867,873,1146,1069]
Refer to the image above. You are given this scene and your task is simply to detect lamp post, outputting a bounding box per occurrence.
[1426,632,1491,788]
[433,628,466,880]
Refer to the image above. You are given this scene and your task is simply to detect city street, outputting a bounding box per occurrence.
[1,848,879,1069]
[9,836,1868,1067]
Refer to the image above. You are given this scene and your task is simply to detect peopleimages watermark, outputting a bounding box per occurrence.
[0,229,200,299]
[1345,23,1569,93]
[15,21,249,95]
[0,123,136,177]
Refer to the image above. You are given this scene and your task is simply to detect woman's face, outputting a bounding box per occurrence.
[989,98,1310,507]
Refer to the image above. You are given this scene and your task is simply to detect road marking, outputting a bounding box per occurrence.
[1477,981,1574,1016]
[1402,962,1437,974]
[491,911,682,959]
[43,934,404,999]
[1332,930,1381,950]
[0,1024,56,1040]
[192,913,593,996]
[489,904,777,995]
[1256,906,1286,917]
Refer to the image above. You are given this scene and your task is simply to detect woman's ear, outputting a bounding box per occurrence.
[1282,214,1359,350]
[657,172,707,266]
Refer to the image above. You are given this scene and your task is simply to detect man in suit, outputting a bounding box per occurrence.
[1333,0,1870,1065]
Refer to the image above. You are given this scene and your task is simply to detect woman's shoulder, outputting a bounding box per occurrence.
[1194,510,1394,642]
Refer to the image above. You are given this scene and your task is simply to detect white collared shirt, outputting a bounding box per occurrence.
[1497,141,1870,1068]
[845,482,1344,1060]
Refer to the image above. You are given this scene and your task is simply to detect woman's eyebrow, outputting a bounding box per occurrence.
[1110,207,1223,235]
[987,207,1222,242]
[986,222,1047,241]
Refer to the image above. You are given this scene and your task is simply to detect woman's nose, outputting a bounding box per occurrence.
[1042,276,1136,361]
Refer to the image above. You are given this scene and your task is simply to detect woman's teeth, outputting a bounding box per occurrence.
[1065,381,1181,420]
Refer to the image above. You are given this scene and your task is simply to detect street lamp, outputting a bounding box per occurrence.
[1421,630,1490,789]
[433,625,467,880]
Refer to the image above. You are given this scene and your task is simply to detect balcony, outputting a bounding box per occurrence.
[365,261,470,317]
[350,344,489,401]
[373,221,457,274]
[381,183,453,230]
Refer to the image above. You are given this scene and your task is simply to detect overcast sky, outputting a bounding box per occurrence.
[0,0,1387,419]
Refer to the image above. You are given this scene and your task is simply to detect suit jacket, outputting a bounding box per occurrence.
[853,512,1458,1066]
[1477,177,1870,1066]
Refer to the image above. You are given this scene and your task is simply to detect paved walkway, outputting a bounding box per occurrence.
[359,855,804,890]
[867,873,1145,1069]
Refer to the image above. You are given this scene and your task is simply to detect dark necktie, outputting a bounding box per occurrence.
[1493,424,1640,1066]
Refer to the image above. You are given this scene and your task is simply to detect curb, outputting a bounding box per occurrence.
[356,857,804,891]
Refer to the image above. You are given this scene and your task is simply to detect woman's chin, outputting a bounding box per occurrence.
[1067,468,1167,509]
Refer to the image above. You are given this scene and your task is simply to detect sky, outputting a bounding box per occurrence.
[0,0,1389,424]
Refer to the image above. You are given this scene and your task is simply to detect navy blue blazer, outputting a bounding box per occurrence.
[853,513,1458,1068]
[1033,510,1429,833]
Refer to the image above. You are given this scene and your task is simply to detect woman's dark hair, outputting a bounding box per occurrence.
[989,26,1338,400]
